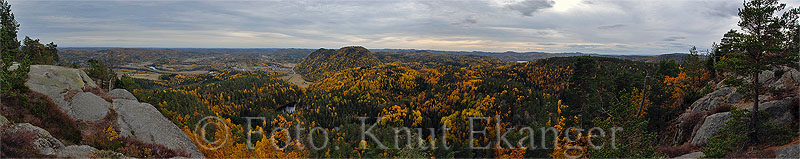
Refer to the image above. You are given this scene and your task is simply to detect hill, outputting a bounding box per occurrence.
[295,46,382,82]
[374,49,693,63]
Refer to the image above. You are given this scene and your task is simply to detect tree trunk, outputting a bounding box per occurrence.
[637,75,648,117]
[750,72,759,144]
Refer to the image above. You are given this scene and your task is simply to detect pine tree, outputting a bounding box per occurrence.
[87,59,116,91]
[0,0,19,61]
[1,0,28,95]
[715,0,799,144]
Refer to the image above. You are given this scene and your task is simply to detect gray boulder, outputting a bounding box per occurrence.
[759,70,774,84]
[786,68,800,83]
[758,70,775,84]
[691,112,732,146]
[113,99,203,158]
[750,97,796,126]
[25,65,98,114]
[1,123,65,155]
[673,151,704,159]
[68,92,111,121]
[690,87,740,112]
[56,145,99,158]
[770,68,800,90]
[776,143,799,159]
[109,89,137,100]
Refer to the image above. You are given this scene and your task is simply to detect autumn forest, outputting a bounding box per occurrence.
[2,0,800,158]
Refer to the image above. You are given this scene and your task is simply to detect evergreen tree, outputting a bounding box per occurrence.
[0,0,18,61]
[714,0,799,144]
[21,36,59,65]
[1,0,28,95]
[86,59,116,91]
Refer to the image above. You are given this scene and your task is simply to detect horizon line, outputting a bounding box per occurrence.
[58,46,690,56]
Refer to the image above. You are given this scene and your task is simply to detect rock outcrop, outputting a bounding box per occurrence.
[109,89,137,100]
[750,97,797,126]
[0,122,105,158]
[25,65,98,112]
[691,112,732,146]
[689,87,740,112]
[758,70,774,84]
[67,92,111,121]
[23,65,204,158]
[673,151,704,159]
[56,145,99,158]
[770,68,800,90]
[776,143,799,158]
[113,99,204,157]
[0,123,65,155]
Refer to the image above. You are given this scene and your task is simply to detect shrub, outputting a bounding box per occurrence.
[708,105,731,114]
[702,109,794,158]
[82,125,124,151]
[0,129,53,158]
[114,76,140,90]
[83,86,113,102]
[82,126,189,158]
[656,143,696,157]
[90,150,125,159]
[115,137,190,158]
[679,111,705,143]
[0,91,82,144]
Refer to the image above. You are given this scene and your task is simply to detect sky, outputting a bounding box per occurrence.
[8,0,800,55]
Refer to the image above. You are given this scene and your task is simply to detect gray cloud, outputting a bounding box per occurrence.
[507,0,555,16]
[597,24,626,30]
[6,0,765,55]
[662,36,686,41]
[451,16,478,26]
[704,0,741,18]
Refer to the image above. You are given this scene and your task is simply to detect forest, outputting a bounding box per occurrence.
[1,0,798,158]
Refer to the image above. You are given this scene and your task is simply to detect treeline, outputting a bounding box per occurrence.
[59,48,314,66]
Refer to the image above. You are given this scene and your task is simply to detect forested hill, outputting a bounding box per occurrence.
[295,46,382,82]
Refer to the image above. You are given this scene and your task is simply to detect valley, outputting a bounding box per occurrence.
[1,0,798,158]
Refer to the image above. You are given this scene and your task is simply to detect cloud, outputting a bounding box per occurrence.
[662,36,686,42]
[597,24,625,30]
[506,0,556,16]
[704,0,741,18]
[7,0,755,55]
[451,16,478,26]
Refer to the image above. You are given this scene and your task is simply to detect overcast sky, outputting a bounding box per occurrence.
[8,0,800,55]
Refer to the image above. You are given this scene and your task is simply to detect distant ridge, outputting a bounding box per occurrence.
[372,49,692,63]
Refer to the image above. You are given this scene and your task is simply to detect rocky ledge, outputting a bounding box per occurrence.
[18,65,203,158]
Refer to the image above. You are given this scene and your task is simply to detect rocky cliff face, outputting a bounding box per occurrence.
[9,65,204,157]
[673,66,800,156]
[111,93,201,157]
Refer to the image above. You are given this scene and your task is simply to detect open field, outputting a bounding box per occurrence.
[130,73,162,81]
[279,73,311,88]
